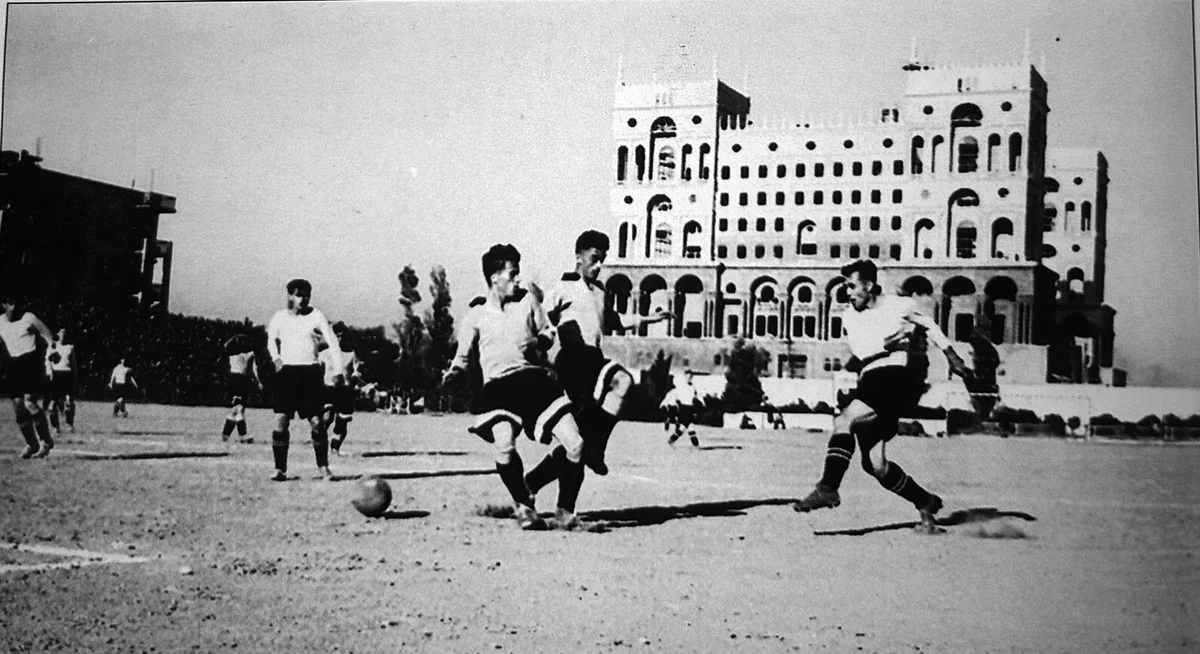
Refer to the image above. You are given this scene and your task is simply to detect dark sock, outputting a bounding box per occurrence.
[17,417,39,449]
[578,404,618,456]
[49,411,60,430]
[524,446,564,496]
[496,454,531,507]
[32,412,53,447]
[818,432,856,489]
[311,428,329,468]
[878,461,933,508]
[272,430,289,472]
[65,408,75,427]
[235,420,247,437]
[222,419,236,437]
[555,449,585,513]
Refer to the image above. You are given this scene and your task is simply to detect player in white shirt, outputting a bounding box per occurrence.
[266,278,343,481]
[526,230,671,489]
[664,371,702,447]
[443,244,586,530]
[221,333,261,442]
[0,291,56,458]
[46,328,79,435]
[321,322,361,455]
[108,358,138,418]
[792,260,969,530]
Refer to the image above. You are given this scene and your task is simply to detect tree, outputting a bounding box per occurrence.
[424,265,456,375]
[394,265,430,406]
[647,350,674,403]
[722,338,766,413]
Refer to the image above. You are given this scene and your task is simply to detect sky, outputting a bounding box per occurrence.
[2,0,1198,387]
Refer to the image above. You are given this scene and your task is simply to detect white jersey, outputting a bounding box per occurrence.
[266,307,342,369]
[227,351,256,376]
[543,273,612,349]
[450,291,553,384]
[840,294,951,374]
[48,342,75,372]
[0,312,50,358]
[110,364,134,386]
[321,347,357,385]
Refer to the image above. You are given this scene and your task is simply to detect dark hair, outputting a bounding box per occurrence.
[286,278,312,295]
[575,230,610,254]
[899,276,934,297]
[331,321,347,334]
[482,243,521,283]
[839,259,878,284]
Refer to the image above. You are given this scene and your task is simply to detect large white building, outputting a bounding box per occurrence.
[601,43,1115,385]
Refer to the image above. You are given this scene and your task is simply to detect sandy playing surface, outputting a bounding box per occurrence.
[1,402,1196,653]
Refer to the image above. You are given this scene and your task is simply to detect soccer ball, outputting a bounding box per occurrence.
[351,477,392,518]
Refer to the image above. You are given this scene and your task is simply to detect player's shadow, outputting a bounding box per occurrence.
[694,445,743,451]
[333,469,496,482]
[379,509,431,520]
[579,497,802,531]
[113,431,191,436]
[360,451,470,458]
[812,507,1037,537]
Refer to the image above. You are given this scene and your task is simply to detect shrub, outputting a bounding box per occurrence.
[1136,414,1162,427]
[946,408,981,434]
[810,401,835,415]
[1090,413,1121,426]
[1043,413,1066,436]
[1066,416,1082,432]
[1185,414,1200,428]
[1163,414,1183,427]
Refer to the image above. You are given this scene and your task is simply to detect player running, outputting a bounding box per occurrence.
[46,328,79,435]
[108,358,138,418]
[321,321,361,456]
[528,229,670,484]
[0,291,56,458]
[664,371,702,447]
[792,260,969,531]
[221,333,261,443]
[266,278,343,481]
[443,243,587,531]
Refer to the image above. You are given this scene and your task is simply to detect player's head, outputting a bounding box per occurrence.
[574,230,610,282]
[839,259,880,311]
[482,243,522,300]
[0,289,22,316]
[286,278,312,311]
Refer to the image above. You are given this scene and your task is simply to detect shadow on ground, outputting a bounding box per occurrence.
[360,451,470,458]
[812,507,1038,537]
[380,509,431,520]
[569,497,803,531]
[334,469,496,482]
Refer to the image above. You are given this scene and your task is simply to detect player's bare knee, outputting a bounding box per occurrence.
[554,414,585,463]
[863,449,888,478]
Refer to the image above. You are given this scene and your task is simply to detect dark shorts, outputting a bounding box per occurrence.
[848,365,925,423]
[553,345,625,406]
[112,383,134,399]
[272,364,324,420]
[675,405,695,426]
[2,352,49,397]
[226,373,255,406]
[470,367,573,444]
[322,384,356,415]
[50,371,77,399]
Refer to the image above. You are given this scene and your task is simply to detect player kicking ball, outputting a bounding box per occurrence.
[221,332,261,443]
[266,278,343,481]
[443,243,587,531]
[792,260,969,532]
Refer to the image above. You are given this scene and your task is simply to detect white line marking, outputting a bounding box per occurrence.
[0,543,149,574]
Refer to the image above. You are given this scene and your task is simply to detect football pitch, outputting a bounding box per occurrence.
[1,402,1196,653]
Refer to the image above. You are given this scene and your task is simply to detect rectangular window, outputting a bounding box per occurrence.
[832,190,843,205]
[755,316,766,337]
[777,164,787,178]
[871,189,881,204]
[728,315,739,337]
[774,217,785,231]
[738,218,748,231]
[849,244,860,258]
[814,163,825,177]
[872,160,883,176]
[868,244,880,258]
[795,191,805,205]
[757,192,767,206]
[717,245,728,258]
[892,189,903,203]
[721,166,731,180]
[832,216,842,230]
[754,245,765,258]
[737,245,747,259]
[831,244,841,258]
[767,316,779,336]
[852,162,863,176]
[719,193,729,206]
[851,190,861,204]
[891,215,902,230]
[773,245,784,258]
[814,191,824,205]
[889,244,901,260]
[869,216,880,230]
[739,192,748,206]
[775,191,785,206]
[756,218,766,231]
[740,166,750,179]
[894,160,904,175]
[830,316,843,339]
[833,162,844,177]
[758,165,769,178]
[718,218,728,231]
[850,216,860,231]
[796,163,806,178]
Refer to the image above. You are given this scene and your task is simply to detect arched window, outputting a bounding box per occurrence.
[657,146,676,181]
[796,220,817,255]
[1064,201,1076,232]
[955,222,977,259]
[682,221,703,259]
[911,135,925,174]
[986,134,1001,172]
[1043,202,1057,232]
[617,146,628,182]
[957,136,979,173]
[618,223,630,259]
[991,217,1014,258]
[699,143,711,179]
[1008,133,1023,172]
[1067,267,1086,294]
[1081,201,1092,231]
[681,144,693,181]
[635,145,646,181]
[931,135,945,174]
[654,223,672,256]
[914,218,935,259]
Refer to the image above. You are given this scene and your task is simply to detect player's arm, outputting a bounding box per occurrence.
[610,307,673,335]
[315,312,344,377]
[265,314,284,369]
[29,315,54,349]
[442,310,478,385]
[903,305,968,377]
[526,293,556,352]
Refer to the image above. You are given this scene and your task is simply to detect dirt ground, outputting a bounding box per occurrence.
[1,401,1197,653]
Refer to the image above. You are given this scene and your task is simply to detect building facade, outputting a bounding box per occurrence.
[601,46,1115,384]
[0,150,178,312]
